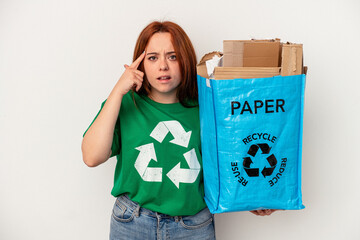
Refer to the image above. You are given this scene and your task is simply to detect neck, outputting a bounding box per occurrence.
[148,92,179,104]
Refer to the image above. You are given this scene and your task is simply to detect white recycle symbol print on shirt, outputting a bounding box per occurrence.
[134,120,200,188]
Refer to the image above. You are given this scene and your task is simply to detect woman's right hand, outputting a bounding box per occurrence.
[82,52,146,167]
[116,51,146,96]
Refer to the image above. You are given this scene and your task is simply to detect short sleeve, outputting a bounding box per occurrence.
[83,100,121,158]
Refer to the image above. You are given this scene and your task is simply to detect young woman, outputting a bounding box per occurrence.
[82,21,216,239]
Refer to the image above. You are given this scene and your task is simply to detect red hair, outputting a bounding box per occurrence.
[133,21,198,106]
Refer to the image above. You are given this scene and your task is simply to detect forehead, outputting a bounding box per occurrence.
[146,32,174,52]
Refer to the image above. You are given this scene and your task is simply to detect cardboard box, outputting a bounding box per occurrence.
[281,43,303,76]
[223,39,281,67]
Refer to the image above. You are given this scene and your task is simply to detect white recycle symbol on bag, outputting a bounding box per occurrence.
[134,120,200,188]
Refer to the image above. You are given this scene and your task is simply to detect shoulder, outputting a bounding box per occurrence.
[121,91,143,108]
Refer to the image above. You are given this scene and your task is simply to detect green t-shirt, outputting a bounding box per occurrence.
[84,92,206,216]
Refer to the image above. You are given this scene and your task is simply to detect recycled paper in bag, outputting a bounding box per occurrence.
[197,52,281,80]
[197,52,306,213]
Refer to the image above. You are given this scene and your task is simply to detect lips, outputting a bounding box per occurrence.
[157,75,171,80]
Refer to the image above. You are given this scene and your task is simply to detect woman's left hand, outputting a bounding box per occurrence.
[250,209,278,216]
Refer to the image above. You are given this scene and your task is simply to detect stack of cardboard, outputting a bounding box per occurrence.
[197,39,306,79]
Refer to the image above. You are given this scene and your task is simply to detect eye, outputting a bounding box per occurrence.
[169,55,177,60]
[148,56,157,61]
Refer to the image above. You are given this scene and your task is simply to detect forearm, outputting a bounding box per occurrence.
[82,52,145,167]
[81,85,124,167]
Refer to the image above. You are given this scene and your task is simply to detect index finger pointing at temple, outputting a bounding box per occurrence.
[130,51,146,69]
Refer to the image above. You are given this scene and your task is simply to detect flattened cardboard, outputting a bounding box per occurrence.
[214,67,280,80]
[223,41,244,67]
[281,44,303,76]
[223,39,281,67]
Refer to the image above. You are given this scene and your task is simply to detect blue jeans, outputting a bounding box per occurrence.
[110,195,216,240]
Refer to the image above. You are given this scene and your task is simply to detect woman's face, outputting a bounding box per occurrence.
[144,32,182,103]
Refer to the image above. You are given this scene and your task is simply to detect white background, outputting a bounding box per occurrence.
[1,0,359,239]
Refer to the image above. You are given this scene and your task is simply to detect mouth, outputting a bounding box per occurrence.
[157,75,171,80]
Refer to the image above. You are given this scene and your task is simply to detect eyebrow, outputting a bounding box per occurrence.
[146,51,176,55]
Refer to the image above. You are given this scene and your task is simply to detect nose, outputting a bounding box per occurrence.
[159,57,169,71]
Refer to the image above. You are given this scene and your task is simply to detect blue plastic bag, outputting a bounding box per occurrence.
[197,74,306,213]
